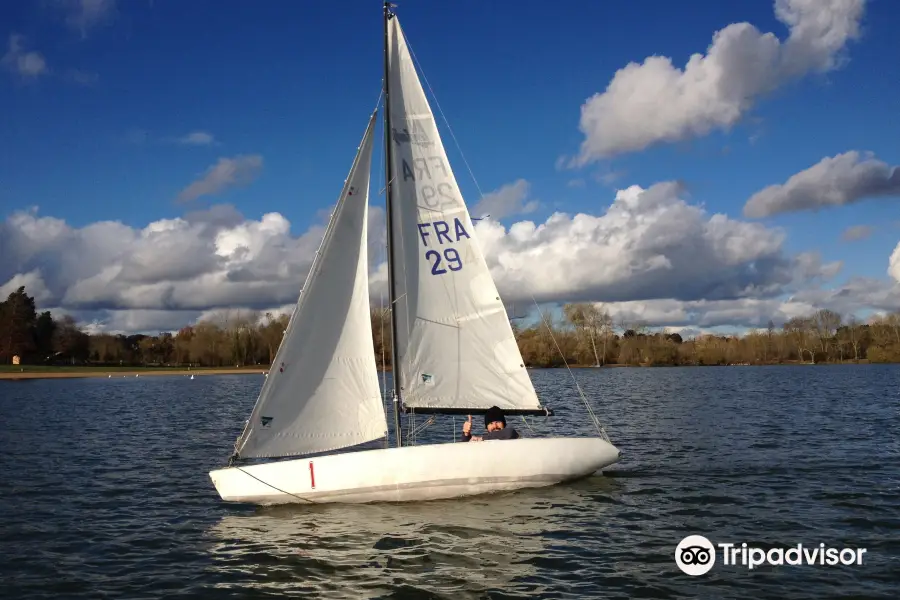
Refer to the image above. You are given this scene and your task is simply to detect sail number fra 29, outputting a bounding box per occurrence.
[417,219,470,275]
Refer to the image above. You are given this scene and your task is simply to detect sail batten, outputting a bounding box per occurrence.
[386,17,545,414]
[233,112,387,460]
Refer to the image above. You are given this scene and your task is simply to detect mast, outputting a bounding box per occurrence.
[383,1,403,448]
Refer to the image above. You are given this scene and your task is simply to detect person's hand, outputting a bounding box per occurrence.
[462,414,472,436]
[472,435,483,441]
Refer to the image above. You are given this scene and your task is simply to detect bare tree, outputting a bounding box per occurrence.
[813,309,842,360]
[845,316,862,362]
[783,317,813,363]
[765,319,775,363]
[564,303,608,366]
[598,306,613,365]
[887,313,900,345]
[260,311,290,364]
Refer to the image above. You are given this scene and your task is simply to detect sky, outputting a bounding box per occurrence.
[1,0,899,336]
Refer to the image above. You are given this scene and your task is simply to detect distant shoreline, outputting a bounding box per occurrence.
[0,360,878,380]
[0,367,268,381]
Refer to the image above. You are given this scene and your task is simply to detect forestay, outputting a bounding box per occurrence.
[386,17,544,413]
[234,112,387,459]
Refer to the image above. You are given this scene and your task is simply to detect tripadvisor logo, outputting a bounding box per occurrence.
[676,535,716,576]
[675,535,868,575]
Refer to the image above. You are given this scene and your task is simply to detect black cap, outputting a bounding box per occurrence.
[484,405,506,428]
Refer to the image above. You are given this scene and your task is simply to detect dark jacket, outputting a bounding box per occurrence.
[461,427,519,442]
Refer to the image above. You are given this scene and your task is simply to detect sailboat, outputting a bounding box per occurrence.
[209,3,620,505]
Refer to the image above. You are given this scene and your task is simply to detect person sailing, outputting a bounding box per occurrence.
[460,405,520,441]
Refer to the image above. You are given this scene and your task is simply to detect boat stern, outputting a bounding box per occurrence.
[208,467,231,501]
[208,466,265,503]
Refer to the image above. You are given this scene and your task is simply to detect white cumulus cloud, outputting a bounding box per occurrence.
[0,270,53,304]
[0,202,386,331]
[574,0,866,162]
[599,297,819,330]
[889,242,900,283]
[595,275,900,331]
[1,180,885,334]
[474,182,837,305]
[744,151,900,218]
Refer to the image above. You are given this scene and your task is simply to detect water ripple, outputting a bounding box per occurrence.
[1,365,898,598]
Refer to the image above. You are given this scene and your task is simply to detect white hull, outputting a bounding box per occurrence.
[209,437,619,505]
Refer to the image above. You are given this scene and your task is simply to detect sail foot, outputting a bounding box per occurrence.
[401,406,553,417]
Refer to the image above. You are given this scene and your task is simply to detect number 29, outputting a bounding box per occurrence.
[425,248,462,275]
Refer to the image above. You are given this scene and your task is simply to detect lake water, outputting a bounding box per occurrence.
[1,366,898,599]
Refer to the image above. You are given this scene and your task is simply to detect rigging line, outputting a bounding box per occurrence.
[530,295,611,443]
[520,415,537,435]
[234,466,316,504]
[411,415,436,438]
[373,88,384,116]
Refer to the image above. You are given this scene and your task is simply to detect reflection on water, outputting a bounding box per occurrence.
[207,477,618,598]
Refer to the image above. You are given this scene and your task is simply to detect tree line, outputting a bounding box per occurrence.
[1,286,899,368]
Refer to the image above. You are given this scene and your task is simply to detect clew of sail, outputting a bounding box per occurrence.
[385,17,545,414]
[234,112,387,459]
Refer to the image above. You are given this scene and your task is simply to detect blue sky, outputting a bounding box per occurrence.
[1,0,899,334]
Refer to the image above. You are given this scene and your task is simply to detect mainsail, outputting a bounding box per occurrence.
[385,17,545,414]
[234,112,387,459]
